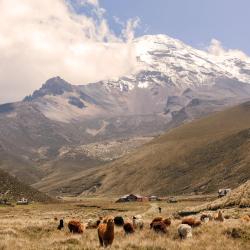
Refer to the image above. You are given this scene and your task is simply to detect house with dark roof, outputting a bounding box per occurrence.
[116,194,148,202]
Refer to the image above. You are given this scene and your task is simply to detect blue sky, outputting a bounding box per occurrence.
[82,0,250,55]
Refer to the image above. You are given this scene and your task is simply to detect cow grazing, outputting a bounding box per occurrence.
[114,216,124,226]
[178,224,192,239]
[123,222,135,234]
[68,220,84,234]
[97,218,115,247]
[151,221,168,234]
[181,217,201,227]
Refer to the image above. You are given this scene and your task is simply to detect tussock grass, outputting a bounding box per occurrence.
[0,199,249,250]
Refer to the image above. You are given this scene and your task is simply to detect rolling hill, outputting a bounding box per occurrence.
[34,101,250,196]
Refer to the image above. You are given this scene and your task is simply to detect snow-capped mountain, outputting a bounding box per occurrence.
[1,34,250,185]
[102,35,250,91]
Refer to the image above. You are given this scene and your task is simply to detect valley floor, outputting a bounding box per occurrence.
[0,197,249,250]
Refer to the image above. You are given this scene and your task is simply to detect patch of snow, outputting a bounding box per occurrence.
[138,81,149,88]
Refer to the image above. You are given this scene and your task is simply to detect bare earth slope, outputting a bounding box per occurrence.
[38,102,250,196]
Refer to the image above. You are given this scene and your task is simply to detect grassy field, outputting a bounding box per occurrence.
[0,197,249,250]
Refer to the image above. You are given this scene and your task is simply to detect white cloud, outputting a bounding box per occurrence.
[76,0,99,7]
[0,0,139,103]
[123,17,141,41]
[208,39,224,56]
[208,38,248,60]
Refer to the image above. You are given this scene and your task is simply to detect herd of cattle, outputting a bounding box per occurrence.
[55,211,250,247]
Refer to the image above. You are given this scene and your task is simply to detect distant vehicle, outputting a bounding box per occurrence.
[218,189,231,198]
[168,197,177,203]
[16,198,29,205]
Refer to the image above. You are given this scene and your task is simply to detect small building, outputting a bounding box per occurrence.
[218,188,231,198]
[116,194,136,203]
[16,198,29,205]
[116,194,148,203]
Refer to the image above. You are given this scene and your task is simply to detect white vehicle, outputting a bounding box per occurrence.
[218,189,231,198]
[16,198,29,205]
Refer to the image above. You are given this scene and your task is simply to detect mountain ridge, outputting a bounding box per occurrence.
[1,34,250,192]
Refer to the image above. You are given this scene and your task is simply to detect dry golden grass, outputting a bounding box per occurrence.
[183,180,250,214]
[0,198,249,250]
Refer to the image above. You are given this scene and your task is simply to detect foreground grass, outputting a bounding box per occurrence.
[0,198,249,250]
